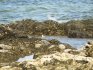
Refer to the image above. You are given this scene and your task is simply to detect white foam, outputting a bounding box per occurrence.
[47,14,57,21]
[47,14,69,23]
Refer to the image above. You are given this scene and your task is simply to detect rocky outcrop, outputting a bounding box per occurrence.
[1,50,93,70]
[0,19,93,38]
[0,38,93,70]
[8,19,65,36]
[83,41,93,57]
[66,19,93,38]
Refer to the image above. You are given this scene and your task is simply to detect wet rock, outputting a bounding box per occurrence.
[16,34,29,38]
[49,39,61,45]
[84,41,93,57]
[8,19,65,36]
[36,40,50,46]
[0,19,92,38]
[62,43,76,50]
[87,41,93,45]
[66,19,93,38]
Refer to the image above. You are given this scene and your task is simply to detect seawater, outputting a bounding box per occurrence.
[0,0,93,23]
[39,36,93,48]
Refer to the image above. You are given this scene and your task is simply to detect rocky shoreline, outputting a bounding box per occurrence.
[9,19,93,38]
[0,36,93,70]
[0,19,93,38]
[0,19,93,70]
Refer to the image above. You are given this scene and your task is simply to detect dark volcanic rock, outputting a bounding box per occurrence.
[8,19,65,36]
[0,19,92,38]
[49,39,61,45]
[3,19,92,38]
[0,25,16,40]
[65,19,93,38]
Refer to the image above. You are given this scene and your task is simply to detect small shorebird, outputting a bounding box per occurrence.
[41,35,45,38]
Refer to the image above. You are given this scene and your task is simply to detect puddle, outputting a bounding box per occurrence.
[17,54,34,62]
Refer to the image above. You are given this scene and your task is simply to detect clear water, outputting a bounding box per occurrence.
[0,0,93,23]
[40,36,93,48]
[17,55,34,62]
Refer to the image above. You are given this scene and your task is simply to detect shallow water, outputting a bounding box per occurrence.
[17,55,34,62]
[0,0,93,23]
[40,36,93,48]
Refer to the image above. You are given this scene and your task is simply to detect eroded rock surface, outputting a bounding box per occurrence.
[0,40,93,70]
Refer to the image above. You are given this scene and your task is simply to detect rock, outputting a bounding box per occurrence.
[0,44,12,50]
[49,39,61,45]
[18,61,37,70]
[0,66,22,70]
[0,50,9,53]
[66,19,93,38]
[48,43,75,53]
[0,25,16,40]
[37,40,50,46]
[58,44,66,50]
[48,45,61,52]
[8,19,65,36]
[62,43,76,50]
[87,41,93,45]
[64,49,72,53]
[1,51,93,70]
[35,44,42,48]
[0,63,10,68]
[35,40,50,49]
[84,41,93,57]
[16,34,29,38]
[48,45,55,49]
